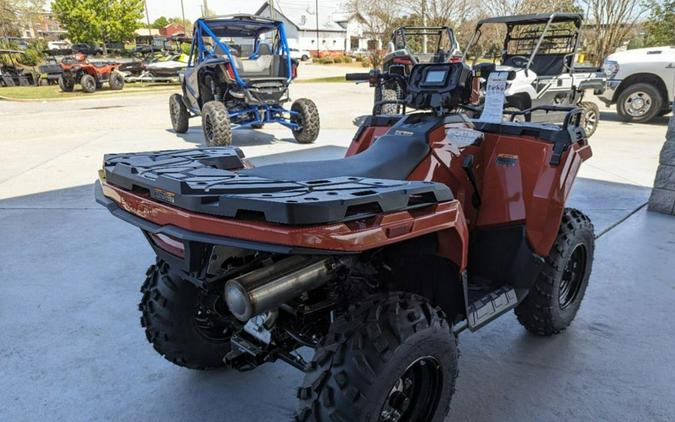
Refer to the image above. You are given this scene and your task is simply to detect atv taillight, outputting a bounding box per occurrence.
[150,233,185,258]
[448,56,463,63]
[292,63,298,79]
[225,63,235,80]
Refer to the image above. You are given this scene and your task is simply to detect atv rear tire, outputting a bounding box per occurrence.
[109,71,124,90]
[139,260,232,369]
[169,93,189,133]
[580,101,599,137]
[291,98,320,144]
[296,292,458,422]
[515,208,594,336]
[201,101,232,146]
[58,75,74,92]
[80,74,97,93]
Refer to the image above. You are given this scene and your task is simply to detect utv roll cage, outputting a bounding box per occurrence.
[463,13,583,76]
[391,26,459,55]
[188,15,293,86]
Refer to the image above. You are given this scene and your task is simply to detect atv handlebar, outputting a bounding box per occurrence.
[345,72,371,81]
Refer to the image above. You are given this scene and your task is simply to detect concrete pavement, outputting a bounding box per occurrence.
[0,85,673,421]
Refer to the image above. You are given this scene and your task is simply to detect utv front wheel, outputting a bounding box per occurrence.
[291,98,320,144]
[201,101,232,146]
[169,93,189,133]
[139,260,232,369]
[515,208,595,336]
[296,292,458,421]
[80,74,97,93]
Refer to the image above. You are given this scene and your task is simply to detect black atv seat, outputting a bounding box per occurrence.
[242,127,431,181]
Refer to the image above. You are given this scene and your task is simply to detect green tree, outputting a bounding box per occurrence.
[152,16,169,29]
[52,0,144,55]
[643,0,675,46]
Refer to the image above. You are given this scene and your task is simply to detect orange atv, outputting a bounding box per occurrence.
[96,62,594,420]
[59,53,124,93]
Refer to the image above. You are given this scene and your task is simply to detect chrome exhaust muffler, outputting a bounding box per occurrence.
[224,256,338,321]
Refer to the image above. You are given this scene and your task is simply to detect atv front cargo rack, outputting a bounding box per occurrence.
[101,147,452,225]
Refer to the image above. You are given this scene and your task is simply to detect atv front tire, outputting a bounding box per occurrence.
[201,101,232,146]
[58,75,74,92]
[580,101,599,137]
[296,292,458,422]
[139,260,232,369]
[515,208,594,336]
[169,93,189,133]
[80,74,97,93]
[109,71,124,90]
[374,85,399,115]
[291,98,320,144]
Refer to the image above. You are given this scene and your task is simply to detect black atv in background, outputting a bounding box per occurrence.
[374,26,461,114]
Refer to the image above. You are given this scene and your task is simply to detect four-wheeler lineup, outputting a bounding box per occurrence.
[168,15,320,146]
[97,57,595,420]
[58,53,124,93]
[463,13,605,136]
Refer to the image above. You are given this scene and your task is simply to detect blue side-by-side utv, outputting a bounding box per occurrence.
[169,15,320,145]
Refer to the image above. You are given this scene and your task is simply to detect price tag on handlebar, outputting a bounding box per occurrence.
[478,72,509,124]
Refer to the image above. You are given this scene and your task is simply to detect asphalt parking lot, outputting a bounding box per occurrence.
[1,83,674,421]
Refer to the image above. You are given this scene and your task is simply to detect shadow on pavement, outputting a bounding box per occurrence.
[599,110,671,125]
[0,174,655,421]
[168,126,299,146]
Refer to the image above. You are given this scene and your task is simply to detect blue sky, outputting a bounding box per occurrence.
[141,0,341,22]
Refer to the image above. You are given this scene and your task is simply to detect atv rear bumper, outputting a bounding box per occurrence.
[95,180,468,269]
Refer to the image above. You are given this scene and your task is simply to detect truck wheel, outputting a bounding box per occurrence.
[80,74,96,93]
[139,260,232,369]
[291,98,320,144]
[58,75,74,92]
[201,101,232,146]
[109,71,124,90]
[616,83,662,123]
[296,292,458,422]
[515,208,595,336]
[580,101,599,137]
[169,93,189,133]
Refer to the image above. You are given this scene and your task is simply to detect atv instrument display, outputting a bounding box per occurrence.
[169,15,320,146]
[97,61,594,421]
[463,13,606,137]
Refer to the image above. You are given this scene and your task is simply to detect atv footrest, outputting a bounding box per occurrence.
[467,286,518,330]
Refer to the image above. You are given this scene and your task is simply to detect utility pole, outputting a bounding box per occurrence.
[203,0,210,17]
[144,0,151,36]
[180,0,186,25]
[269,0,275,19]
[315,0,319,56]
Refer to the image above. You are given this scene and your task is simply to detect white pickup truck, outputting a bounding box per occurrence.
[599,46,675,123]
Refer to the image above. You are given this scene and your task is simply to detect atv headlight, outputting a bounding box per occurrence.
[603,60,619,79]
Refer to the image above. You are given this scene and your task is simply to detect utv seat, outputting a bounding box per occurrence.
[242,132,429,181]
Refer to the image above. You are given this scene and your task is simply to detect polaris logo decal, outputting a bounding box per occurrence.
[395,130,414,136]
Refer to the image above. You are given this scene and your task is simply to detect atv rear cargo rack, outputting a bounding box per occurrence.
[101,147,452,225]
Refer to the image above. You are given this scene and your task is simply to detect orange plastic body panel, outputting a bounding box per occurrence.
[345,125,391,156]
[101,182,470,268]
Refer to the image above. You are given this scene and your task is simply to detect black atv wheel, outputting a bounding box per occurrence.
[169,93,190,133]
[139,260,232,369]
[291,98,320,144]
[296,292,458,422]
[616,82,663,123]
[109,71,124,90]
[515,208,595,336]
[58,75,74,92]
[201,101,232,146]
[80,74,97,93]
[580,101,599,137]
